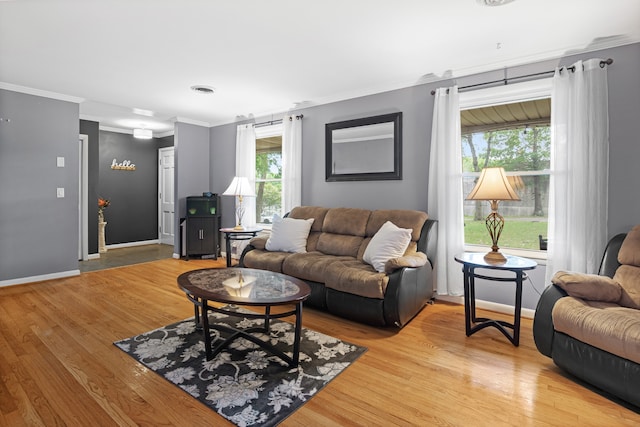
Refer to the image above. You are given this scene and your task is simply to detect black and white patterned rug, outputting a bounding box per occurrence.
[114,307,367,427]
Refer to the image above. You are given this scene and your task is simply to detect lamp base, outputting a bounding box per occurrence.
[484,250,507,264]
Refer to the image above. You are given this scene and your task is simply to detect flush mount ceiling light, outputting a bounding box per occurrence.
[190,85,215,94]
[133,128,152,139]
[477,0,515,5]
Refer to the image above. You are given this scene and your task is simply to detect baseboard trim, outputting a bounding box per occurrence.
[435,294,535,319]
[106,239,160,250]
[0,269,81,288]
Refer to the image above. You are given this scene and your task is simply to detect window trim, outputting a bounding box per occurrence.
[460,78,552,256]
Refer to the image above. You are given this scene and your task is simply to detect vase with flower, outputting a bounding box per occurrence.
[98,197,110,253]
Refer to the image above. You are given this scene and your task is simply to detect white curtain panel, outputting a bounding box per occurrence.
[235,124,257,226]
[428,86,465,296]
[546,58,609,284]
[282,115,302,213]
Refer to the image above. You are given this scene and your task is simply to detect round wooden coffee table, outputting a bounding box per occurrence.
[177,268,311,367]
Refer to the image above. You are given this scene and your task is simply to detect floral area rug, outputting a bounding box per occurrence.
[114,307,367,427]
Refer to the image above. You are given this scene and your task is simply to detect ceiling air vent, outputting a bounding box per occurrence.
[190,85,215,94]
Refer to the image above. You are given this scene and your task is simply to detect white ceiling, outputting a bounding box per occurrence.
[1,0,639,136]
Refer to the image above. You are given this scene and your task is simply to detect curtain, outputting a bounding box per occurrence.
[428,86,465,296]
[235,124,257,226]
[546,58,609,284]
[282,115,302,213]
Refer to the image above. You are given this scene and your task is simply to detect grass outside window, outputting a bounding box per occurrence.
[464,217,548,250]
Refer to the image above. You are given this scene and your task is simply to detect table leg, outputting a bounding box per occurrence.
[202,299,213,360]
[293,302,303,366]
[513,271,524,346]
[463,265,472,336]
[225,234,232,267]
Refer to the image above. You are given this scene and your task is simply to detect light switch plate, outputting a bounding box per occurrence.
[56,187,64,198]
[57,157,65,167]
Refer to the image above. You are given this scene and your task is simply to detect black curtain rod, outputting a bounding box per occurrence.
[430,58,613,95]
[254,114,304,128]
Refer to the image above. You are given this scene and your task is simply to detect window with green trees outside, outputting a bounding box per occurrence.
[461,98,550,251]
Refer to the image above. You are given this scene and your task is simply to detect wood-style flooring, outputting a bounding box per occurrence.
[0,258,638,426]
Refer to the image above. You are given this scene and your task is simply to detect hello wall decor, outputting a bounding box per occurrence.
[111,158,136,171]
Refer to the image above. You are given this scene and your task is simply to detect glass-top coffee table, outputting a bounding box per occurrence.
[177,268,311,367]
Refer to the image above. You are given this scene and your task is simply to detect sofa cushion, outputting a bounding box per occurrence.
[314,208,369,257]
[288,206,330,252]
[241,249,291,273]
[618,224,640,267]
[322,208,370,236]
[317,233,364,257]
[367,209,428,242]
[552,296,640,364]
[324,259,389,299]
[288,206,329,232]
[613,265,640,309]
[551,271,622,302]
[363,221,412,272]
[265,215,314,253]
[282,252,353,283]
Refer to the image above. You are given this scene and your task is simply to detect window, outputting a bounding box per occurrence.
[460,80,552,252]
[255,124,282,225]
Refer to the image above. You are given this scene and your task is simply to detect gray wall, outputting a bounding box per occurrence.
[208,43,640,310]
[98,130,160,244]
[0,89,79,282]
[175,121,211,250]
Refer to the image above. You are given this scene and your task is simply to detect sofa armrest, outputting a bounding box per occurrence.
[249,236,268,250]
[551,271,622,302]
[533,284,568,357]
[384,252,428,274]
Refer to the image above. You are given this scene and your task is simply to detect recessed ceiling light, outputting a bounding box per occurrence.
[133,128,153,139]
[190,85,215,94]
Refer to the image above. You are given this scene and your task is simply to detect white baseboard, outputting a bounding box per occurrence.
[0,269,80,288]
[106,239,160,250]
[436,294,535,319]
[88,253,101,260]
[173,253,181,259]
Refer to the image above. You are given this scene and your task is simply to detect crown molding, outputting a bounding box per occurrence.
[0,82,84,103]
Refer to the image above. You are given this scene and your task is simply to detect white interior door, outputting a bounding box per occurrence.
[158,147,175,245]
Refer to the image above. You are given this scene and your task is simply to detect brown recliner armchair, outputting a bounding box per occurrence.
[533,225,640,408]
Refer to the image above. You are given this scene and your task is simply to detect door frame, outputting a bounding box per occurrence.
[79,134,89,260]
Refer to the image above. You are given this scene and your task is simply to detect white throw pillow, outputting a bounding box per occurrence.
[265,215,314,253]
[363,221,412,273]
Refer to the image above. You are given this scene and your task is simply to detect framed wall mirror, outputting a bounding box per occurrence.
[325,112,402,181]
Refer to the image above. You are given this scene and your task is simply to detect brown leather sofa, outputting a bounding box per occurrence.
[239,206,436,327]
[533,225,640,408]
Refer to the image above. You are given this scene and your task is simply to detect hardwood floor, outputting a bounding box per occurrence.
[0,258,638,426]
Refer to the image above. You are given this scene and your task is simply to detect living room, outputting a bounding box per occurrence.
[1,1,639,425]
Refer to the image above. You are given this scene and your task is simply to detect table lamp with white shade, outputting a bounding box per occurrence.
[466,167,520,264]
[223,176,255,230]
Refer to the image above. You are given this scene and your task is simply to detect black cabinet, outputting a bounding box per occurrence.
[185,195,221,259]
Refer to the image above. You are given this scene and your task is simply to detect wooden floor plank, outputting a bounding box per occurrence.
[0,258,637,426]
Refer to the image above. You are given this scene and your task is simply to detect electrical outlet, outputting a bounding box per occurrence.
[57,156,65,167]
[57,187,65,198]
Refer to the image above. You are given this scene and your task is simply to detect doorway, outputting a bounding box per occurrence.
[158,147,175,245]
